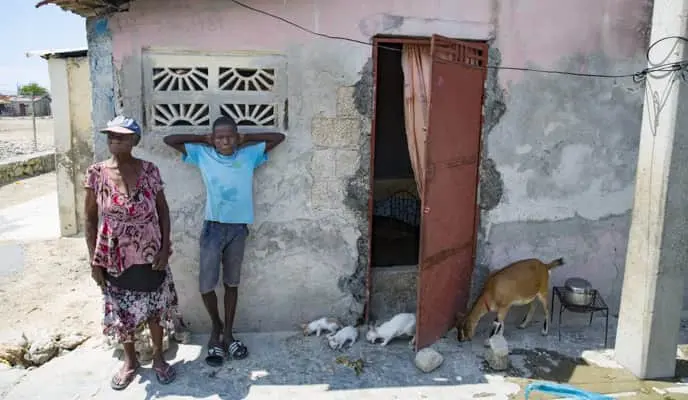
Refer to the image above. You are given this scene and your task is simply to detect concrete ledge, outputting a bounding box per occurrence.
[0,151,56,186]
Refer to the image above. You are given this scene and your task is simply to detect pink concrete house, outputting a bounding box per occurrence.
[39,0,653,349]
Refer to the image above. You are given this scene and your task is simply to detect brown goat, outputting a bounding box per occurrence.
[456,257,564,342]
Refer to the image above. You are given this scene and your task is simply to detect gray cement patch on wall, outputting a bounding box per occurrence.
[342,57,374,320]
[488,53,644,205]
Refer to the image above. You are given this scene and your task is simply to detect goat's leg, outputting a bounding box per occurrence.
[483,307,508,346]
[492,307,510,337]
[537,291,550,335]
[519,301,537,329]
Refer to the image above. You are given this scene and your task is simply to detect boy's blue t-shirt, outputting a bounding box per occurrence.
[182,142,268,224]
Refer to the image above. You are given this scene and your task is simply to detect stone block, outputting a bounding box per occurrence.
[311,149,336,179]
[312,117,360,148]
[311,179,345,209]
[336,86,358,117]
[415,348,444,373]
[335,150,360,177]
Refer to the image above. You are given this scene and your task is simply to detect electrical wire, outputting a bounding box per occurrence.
[227,0,688,82]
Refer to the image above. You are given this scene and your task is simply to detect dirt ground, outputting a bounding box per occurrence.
[0,172,101,344]
[0,237,102,342]
[0,117,54,161]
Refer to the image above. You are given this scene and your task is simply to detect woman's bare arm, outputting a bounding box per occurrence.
[84,188,99,262]
[163,134,211,155]
[156,190,171,253]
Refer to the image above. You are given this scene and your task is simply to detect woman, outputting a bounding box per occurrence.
[84,115,178,390]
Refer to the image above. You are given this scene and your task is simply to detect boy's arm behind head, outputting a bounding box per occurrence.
[163,134,211,156]
[241,132,285,153]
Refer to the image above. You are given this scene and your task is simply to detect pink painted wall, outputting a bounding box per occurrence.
[110,0,650,84]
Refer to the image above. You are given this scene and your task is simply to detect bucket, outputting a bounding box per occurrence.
[524,382,614,400]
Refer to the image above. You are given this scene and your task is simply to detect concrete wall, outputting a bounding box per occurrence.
[85,0,652,332]
[47,56,94,236]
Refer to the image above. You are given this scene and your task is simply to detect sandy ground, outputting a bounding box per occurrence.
[0,172,101,343]
[0,117,54,161]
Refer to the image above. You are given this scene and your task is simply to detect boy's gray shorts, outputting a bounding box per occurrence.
[199,220,248,294]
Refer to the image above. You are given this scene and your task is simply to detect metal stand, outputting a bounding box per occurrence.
[551,286,609,347]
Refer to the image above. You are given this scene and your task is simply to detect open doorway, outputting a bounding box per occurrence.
[366,35,488,350]
[368,42,422,322]
[371,42,421,268]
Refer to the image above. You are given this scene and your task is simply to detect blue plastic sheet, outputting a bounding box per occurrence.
[524,382,614,400]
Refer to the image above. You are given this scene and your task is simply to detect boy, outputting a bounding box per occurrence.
[164,116,284,366]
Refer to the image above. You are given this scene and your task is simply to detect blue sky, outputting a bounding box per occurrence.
[0,0,86,94]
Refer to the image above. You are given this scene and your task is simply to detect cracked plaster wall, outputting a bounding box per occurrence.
[86,0,652,332]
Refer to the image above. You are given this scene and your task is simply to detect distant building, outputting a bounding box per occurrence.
[6,95,52,117]
[0,95,10,116]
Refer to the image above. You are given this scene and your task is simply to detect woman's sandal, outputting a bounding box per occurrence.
[227,340,249,360]
[205,344,225,367]
[153,364,177,385]
[110,363,140,391]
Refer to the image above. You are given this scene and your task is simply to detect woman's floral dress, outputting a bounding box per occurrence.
[84,160,180,343]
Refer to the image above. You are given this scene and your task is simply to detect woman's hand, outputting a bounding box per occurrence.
[91,266,106,288]
[152,247,170,270]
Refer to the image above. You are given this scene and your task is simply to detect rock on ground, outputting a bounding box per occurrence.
[58,333,89,351]
[24,334,59,366]
[415,347,444,373]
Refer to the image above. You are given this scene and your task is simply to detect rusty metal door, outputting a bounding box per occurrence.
[415,35,488,350]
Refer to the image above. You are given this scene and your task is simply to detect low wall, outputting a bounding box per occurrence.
[0,151,56,186]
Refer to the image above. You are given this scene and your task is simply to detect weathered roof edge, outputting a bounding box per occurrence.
[26,48,89,60]
[35,0,131,18]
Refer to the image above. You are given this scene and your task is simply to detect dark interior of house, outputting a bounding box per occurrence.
[371,43,421,268]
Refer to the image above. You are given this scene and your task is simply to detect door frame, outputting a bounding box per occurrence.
[365,36,429,322]
[364,35,487,336]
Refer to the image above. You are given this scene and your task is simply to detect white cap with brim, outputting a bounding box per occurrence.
[100,126,137,134]
[100,115,142,136]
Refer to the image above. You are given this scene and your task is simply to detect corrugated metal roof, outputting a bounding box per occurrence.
[35,0,131,17]
[26,48,88,59]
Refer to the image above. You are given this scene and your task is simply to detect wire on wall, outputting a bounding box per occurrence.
[227,0,687,83]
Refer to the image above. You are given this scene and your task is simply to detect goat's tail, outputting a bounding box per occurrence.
[546,257,565,270]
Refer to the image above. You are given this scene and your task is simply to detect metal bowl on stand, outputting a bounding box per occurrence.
[563,277,594,306]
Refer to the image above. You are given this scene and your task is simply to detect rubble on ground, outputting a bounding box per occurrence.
[0,331,90,369]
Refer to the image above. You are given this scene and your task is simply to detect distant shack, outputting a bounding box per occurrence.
[0,95,52,117]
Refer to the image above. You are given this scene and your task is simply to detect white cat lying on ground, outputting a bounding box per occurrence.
[301,317,341,337]
[327,326,358,350]
[366,313,416,347]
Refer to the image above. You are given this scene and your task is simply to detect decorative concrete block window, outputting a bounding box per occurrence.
[142,50,287,134]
